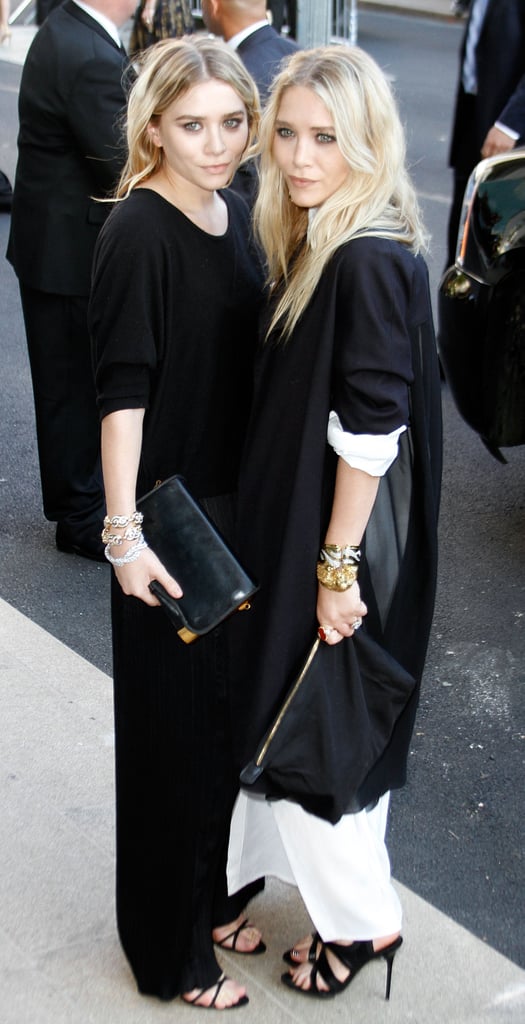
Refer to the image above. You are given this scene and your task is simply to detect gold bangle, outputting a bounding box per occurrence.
[316,560,359,592]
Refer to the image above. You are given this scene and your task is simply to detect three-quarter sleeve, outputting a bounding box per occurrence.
[331,238,415,438]
[89,197,168,419]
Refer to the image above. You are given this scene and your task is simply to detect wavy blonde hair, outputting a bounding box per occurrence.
[254,45,428,340]
[116,36,260,198]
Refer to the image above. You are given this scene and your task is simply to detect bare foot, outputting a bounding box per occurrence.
[182,973,248,1009]
[288,957,330,993]
[212,913,265,954]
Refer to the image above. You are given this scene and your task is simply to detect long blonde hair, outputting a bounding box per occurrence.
[254,45,428,340]
[116,36,260,198]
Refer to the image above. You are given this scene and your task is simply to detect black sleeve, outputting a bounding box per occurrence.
[89,198,168,418]
[332,239,414,436]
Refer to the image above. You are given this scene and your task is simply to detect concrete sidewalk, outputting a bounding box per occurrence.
[1,596,524,1023]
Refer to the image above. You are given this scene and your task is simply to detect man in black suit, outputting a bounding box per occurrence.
[446,0,525,267]
[201,0,297,106]
[7,0,134,560]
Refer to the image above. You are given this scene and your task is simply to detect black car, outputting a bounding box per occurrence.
[438,149,525,462]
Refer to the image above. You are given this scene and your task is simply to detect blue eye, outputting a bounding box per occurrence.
[224,118,243,129]
[317,133,336,144]
[183,122,201,132]
[276,127,294,138]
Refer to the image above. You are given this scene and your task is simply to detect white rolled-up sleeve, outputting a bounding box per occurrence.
[327,410,407,477]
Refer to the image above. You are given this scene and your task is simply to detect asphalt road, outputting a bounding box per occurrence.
[1,9,523,968]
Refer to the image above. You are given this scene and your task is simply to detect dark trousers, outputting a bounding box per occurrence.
[19,284,104,534]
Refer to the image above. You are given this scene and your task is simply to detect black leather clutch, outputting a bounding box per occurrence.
[137,476,258,644]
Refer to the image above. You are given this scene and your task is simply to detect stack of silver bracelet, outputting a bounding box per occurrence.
[101,511,149,566]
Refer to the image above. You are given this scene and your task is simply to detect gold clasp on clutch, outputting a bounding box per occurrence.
[177,627,198,644]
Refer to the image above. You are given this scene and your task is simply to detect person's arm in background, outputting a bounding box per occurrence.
[482,71,525,157]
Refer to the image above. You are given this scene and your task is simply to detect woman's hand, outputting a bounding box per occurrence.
[112,544,183,607]
[316,580,367,645]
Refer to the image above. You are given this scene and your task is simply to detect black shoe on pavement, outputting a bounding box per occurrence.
[55,523,107,563]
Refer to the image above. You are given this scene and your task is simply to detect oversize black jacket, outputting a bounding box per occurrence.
[231,236,442,810]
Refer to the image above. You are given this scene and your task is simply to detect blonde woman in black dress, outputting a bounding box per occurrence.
[228,45,442,1002]
[89,38,265,1009]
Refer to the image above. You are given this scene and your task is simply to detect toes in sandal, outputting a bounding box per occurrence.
[183,973,249,1010]
[214,917,266,956]
[281,936,402,1001]
[282,931,320,966]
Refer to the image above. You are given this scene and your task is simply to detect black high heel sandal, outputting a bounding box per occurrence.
[281,935,402,1001]
[214,917,266,956]
[282,931,320,966]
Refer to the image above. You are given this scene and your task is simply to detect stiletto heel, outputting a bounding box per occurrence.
[383,942,400,1000]
[281,935,403,1001]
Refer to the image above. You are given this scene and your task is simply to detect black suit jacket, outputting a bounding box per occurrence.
[236,23,297,106]
[449,0,525,169]
[7,1,130,295]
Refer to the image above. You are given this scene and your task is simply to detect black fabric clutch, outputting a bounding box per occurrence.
[137,476,258,644]
[240,630,415,824]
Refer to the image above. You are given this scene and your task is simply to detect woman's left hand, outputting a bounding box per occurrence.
[316,581,368,645]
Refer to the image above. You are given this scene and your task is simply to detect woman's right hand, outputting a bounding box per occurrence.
[316,580,368,645]
[112,544,183,607]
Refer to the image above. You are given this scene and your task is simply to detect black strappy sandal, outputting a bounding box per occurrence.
[214,917,266,956]
[183,973,249,1010]
[282,931,320,966]
[282,936,402,1001]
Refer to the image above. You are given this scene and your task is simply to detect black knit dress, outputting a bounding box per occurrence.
[89,188,264,999]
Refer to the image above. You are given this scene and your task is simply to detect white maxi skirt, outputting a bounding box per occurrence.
[227,791,402,940]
